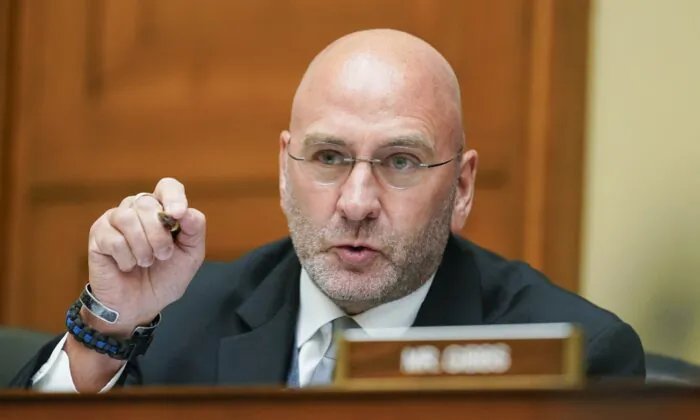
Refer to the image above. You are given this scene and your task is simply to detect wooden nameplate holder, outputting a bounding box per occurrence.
[333,323,585,390]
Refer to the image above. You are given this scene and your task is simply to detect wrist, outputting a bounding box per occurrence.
[66,287,161,361]
[80,284,157,334]
[64,333,126,393]
[65,332,125,367]
[79,307,135,338]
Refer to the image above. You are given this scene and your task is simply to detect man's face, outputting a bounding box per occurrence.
[279,53,474,312]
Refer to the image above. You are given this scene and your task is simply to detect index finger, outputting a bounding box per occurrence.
[153,177,188,218]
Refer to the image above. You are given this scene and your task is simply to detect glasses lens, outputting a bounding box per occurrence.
[298,147,351,184]
[376,151,423,189]
[290,144,439,189]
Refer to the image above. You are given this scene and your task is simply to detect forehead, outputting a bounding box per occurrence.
[290,50,456,153]
[294,62,450,152]
[300,130,435,157]
[303,110,435,144]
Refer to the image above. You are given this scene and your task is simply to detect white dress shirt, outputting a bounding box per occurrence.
[32,269,434,392]
[295,269,434,386]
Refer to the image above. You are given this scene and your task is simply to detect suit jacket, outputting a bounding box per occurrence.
[10,235,645,388]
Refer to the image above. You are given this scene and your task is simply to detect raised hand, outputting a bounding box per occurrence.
[86,177,206,335]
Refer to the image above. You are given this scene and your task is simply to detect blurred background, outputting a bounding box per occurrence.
[0,0,697,367]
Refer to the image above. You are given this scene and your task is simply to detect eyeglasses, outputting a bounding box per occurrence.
[286,140,462,190]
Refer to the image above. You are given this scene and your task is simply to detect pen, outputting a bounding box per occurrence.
[158,211,181,239]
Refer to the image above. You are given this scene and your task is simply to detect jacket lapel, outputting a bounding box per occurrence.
[413,234,484,327]
[218,247,301,386]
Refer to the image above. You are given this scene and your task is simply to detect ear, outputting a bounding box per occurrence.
[450,148,478,232]
[279,130,291,207]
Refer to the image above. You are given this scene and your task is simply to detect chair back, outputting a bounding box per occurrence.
[646,352,700,386]
[0,326,54,387]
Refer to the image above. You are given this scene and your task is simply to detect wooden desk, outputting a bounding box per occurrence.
[1,385,699,419]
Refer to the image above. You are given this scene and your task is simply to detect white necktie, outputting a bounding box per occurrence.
[306,316,358,386]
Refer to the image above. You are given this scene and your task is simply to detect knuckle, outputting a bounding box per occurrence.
[119,195,134,207]
[117,260,136,272]
[161,176,183,189]
[134,197,160,210]
[110,235,129,254]
[116,251,136,267]
[112,208,137,226]
[90,211,113,237]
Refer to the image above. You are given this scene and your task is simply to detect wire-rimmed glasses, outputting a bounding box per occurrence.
[286,139,462,190]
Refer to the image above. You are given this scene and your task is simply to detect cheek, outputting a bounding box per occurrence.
[289,174,339,220]
[382,193,434,227]
[385,181,453,227]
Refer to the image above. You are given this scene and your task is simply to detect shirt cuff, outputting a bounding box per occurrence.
[31,333,127,393]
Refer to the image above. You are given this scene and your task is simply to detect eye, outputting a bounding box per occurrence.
[386,153,420,171]
[312,150,347,165]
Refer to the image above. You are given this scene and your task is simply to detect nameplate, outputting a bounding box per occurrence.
[333,323,584,390]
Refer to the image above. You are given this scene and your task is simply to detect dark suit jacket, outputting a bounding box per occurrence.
[10,235,645,388]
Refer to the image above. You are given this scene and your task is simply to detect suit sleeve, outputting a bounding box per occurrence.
[585,322,646,379]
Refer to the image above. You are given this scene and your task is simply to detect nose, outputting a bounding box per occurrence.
[336,161,381,222]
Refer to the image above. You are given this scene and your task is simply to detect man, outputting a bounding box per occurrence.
[10,29,645,393]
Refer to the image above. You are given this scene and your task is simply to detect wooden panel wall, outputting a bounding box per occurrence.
[0,0,17,314]
[0,0,590,332]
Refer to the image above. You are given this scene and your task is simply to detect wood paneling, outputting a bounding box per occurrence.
[0,0,590,332]
[525,0,590,296]
[2,387,700,419]
[0,0,17,317]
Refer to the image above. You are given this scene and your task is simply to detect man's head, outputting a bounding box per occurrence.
[279,29,478,314]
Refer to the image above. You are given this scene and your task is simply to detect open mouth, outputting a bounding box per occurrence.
[344,245,369,252]
[333,244,379,265]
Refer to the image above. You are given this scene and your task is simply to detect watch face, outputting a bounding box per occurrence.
[80,286,119,324]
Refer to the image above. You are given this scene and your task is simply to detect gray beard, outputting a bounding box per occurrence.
[281,172,456,312]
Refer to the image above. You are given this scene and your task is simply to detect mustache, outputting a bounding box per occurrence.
[321,219,379,239]
[318,223,400,252]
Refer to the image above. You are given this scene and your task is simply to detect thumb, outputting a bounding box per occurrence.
[175,208,206,251]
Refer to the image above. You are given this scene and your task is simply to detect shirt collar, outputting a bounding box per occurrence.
[296,268,435,348]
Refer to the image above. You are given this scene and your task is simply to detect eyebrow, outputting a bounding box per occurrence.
[302,133,435,155]
[302,133,346,147]
[382,134,435,155]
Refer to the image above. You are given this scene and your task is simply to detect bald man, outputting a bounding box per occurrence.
[10,29,645,392]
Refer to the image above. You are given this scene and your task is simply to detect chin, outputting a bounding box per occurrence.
[308,258,398,305]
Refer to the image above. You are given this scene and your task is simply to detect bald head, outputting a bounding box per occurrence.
[280,30,478,314]
[289,29,464,151]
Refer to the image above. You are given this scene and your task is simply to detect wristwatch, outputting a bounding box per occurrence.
[66,284,161,361]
